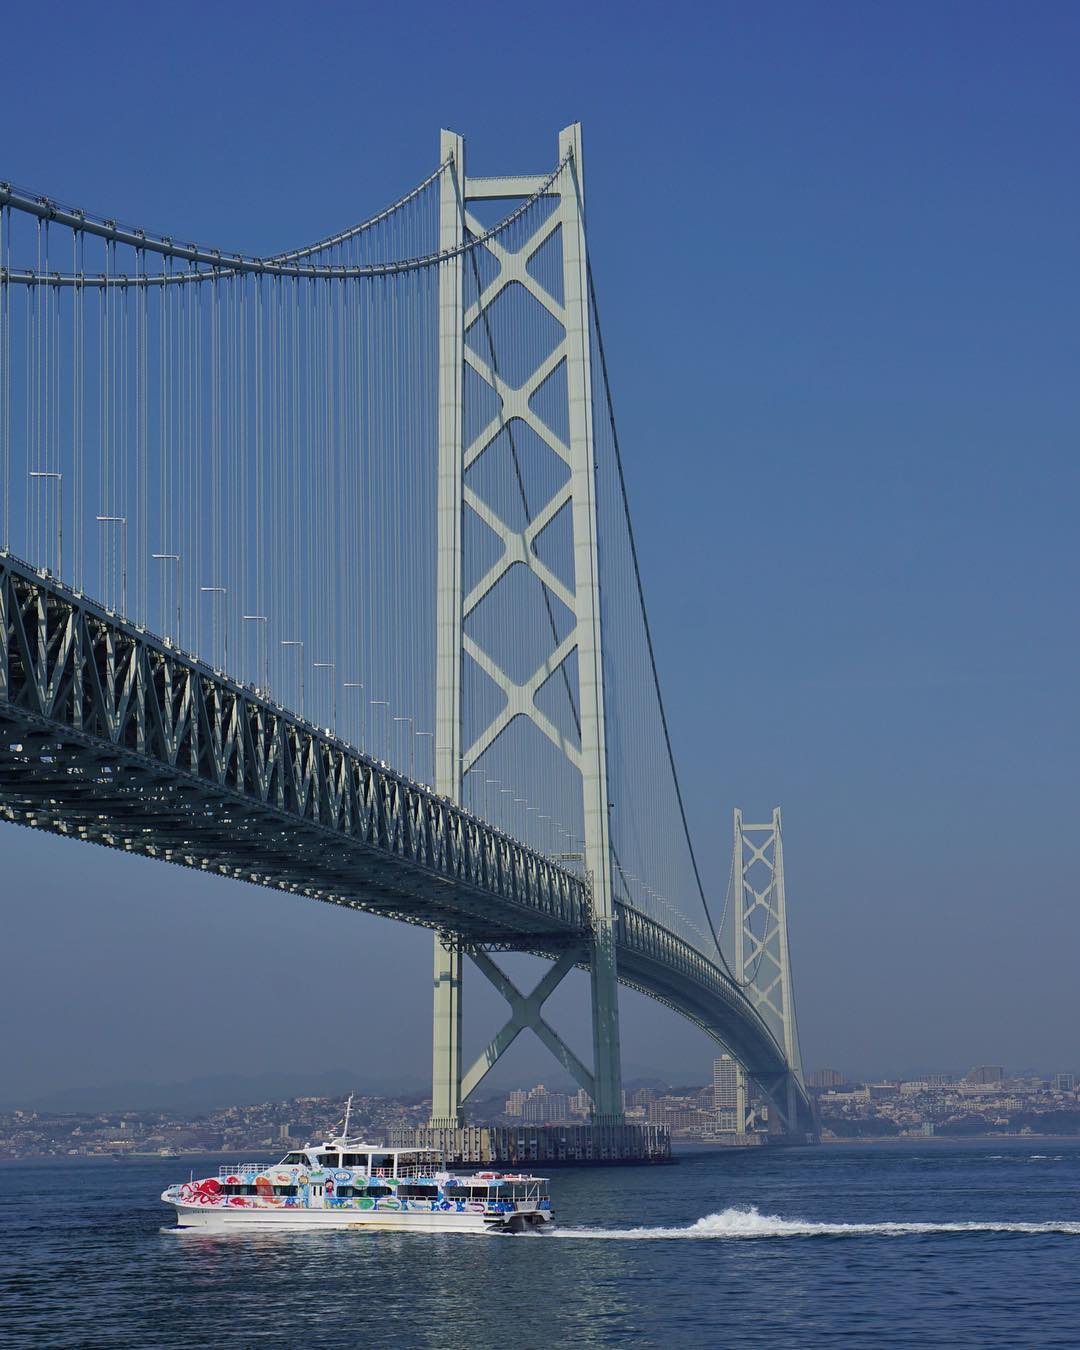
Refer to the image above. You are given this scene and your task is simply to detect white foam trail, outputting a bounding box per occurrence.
[553,1206,1080,1240]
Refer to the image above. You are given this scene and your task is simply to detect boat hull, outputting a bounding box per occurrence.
[167,1201,553,1234]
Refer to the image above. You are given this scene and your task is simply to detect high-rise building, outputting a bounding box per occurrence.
[807,1068,845,1090]
[521,1092,570,1124]
[506,1085,577,1122]
[966,1066,1006,1086]
[571,1088,592,1117]
[1055,1073,1075,1093]
[713,1055,742,1132]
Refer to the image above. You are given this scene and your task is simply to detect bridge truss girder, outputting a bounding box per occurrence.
[0,550,588,945]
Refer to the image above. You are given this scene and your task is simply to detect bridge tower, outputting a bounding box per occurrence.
[431,124,623,1127]
[733,807,806,1132]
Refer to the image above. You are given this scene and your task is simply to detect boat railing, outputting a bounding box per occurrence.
[212,1164,415,1179]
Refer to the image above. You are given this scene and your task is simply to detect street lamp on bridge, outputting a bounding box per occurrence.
[29,471,63,578]
[370,700,390,762]
[280,639,304,716]
[241,615,269,693]
[498,786,514,832]
[313,662,337,729]
[415,730,433,786]
[465,769,489,819]
[199,586,228,670]
[343,682,364,749]
[151,553,182,644]
[95,515,127,613]
[393,715,414,779]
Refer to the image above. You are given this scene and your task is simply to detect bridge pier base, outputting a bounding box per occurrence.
[749,1069,814,1139]
[395,1122,671,1168]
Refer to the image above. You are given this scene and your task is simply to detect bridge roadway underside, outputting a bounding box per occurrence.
[0,555,812,1130]
[0,706,590,949]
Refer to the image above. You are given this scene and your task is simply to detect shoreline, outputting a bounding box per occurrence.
[6,1135,1080,1163]
[820,1134,1080,1145]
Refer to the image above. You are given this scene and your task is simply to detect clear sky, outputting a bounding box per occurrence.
[2,0,1077,1105]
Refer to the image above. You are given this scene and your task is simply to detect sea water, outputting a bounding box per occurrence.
[2,1138,1078,1347]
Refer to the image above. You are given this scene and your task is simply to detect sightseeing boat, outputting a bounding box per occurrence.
[161,1100,554,1234]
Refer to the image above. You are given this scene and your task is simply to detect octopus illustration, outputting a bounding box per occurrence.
[179,1178,222,1206]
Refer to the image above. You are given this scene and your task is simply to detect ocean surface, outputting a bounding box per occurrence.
[3,1138,1080,1347]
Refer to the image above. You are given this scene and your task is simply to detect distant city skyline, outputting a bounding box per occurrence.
[8,1052,1080,1120]
[8,1058,1080,1161]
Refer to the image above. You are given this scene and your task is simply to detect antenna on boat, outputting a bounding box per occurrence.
[341,1093,353,1140]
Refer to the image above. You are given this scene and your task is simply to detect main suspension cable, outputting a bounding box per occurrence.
[0,156,570,284]
[586,262,734,977]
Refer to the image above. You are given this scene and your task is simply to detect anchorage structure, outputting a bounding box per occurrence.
[432,124,623,1126]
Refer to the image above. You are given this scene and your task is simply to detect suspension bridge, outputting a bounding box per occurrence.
[0,125,814,1151]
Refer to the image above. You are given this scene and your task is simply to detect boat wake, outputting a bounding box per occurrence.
[553,1206,1080,1240]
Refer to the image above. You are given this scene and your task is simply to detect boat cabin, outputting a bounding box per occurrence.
[277,1143,438,1177]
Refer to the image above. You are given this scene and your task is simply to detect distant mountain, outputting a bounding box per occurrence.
[6,1060,710,1116]
[9,1069,430,1116]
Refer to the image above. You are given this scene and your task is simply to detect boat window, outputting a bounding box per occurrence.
[369,1154,394,1171]
[342,1153,367,1168]
[398,1184,439,1199]
[317,1153,340,1168]
[363,1185,392,1197]
[279,1153,307,1166]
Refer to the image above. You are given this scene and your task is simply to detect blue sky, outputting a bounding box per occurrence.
[2,0,1078,1102]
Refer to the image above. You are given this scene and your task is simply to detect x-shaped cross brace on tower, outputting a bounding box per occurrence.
[460,945,595,1102]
